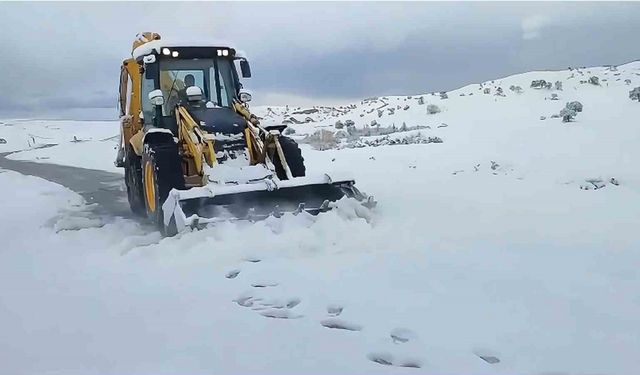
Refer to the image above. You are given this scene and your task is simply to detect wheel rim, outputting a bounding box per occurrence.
[144,161,156,213]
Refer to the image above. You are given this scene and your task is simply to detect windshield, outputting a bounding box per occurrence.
[159,58,237,115]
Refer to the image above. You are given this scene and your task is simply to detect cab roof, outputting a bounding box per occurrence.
[132,38,244,60]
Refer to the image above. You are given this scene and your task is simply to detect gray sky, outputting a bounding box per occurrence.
[1,1,639,118]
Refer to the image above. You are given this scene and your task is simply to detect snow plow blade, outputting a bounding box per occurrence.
[162,173,375,231]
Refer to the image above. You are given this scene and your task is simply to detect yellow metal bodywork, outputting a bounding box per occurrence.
[175,106,216,177]
[120,58,143,156]
[132,32,161,52]
[144,160,156,212]
[119,32,161,157]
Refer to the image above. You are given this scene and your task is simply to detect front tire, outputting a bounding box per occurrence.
[274,136,306,180]
[124,146,146,217]
[142,141,185,236]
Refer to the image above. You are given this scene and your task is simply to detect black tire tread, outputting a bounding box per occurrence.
[274,136,306,179]
[142,141,185,236]
[125,146,146,217]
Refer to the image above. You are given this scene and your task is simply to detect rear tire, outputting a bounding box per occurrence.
[274,136,306,180]
[124,146,146,217]
[142,141,185,236]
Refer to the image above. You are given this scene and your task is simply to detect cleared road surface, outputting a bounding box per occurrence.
[0,152,133,219]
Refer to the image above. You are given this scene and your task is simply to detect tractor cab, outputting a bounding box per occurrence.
[136,44,252,138]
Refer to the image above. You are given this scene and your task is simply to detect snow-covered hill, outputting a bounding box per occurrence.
[255,61,640,135]
[1,62,640,375]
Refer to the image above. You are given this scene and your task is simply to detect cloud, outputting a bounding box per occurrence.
[1,2,640,116]
[521,15,551,40]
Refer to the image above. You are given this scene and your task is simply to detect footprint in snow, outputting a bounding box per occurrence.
[235,292,303,319]
[474,349,501,364]
[235,295,254,307]
[260,308,303,319]
[286,298,301,308]
[320,318,362,331]
[251,281,279,288]
[367,352,393,366]
[367,352,422,369]
[258,297,300,309]
[390,327,417,344]
[225,269,240,279]
[327,304,343,316]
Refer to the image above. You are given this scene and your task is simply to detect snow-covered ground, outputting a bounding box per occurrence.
[0,119,121,173]
[1,62,640,374]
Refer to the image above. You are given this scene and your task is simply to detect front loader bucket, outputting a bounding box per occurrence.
[161,173,375,231]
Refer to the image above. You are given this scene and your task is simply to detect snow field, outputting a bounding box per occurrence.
[1,61,640,374]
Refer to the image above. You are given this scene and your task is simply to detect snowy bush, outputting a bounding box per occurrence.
[588,76,600,85]
[440,92,448,99]
[566,101,583,112]
[403,105,410,111]
[483,88,491,94]
[629,87,640,101]
[334,130,348,139]
[545,81,553,89]
[334,120,344,129]
[417,96,425,105]
[377,110,383,118]
[495,87,505,97]
[540,116,546,120]
[509,85,523,94]
[303,129,337,150]
[339,133,443,149]
[531,80,548,89]
[426,104,441,114]
[550,93,559,101]
[560,108,576,122]
[555,81,563,90]
[292,108,318,115]
[400,122,408,131]
[344,119,355,127]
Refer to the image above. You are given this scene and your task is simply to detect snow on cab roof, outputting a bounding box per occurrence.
[132,38,240,59]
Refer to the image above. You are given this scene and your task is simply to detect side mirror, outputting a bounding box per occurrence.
[239,89,252,103]
[240,59,251,78]
[148,89,164,106]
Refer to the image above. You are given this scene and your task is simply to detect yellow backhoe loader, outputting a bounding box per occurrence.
[115,33,374,235]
